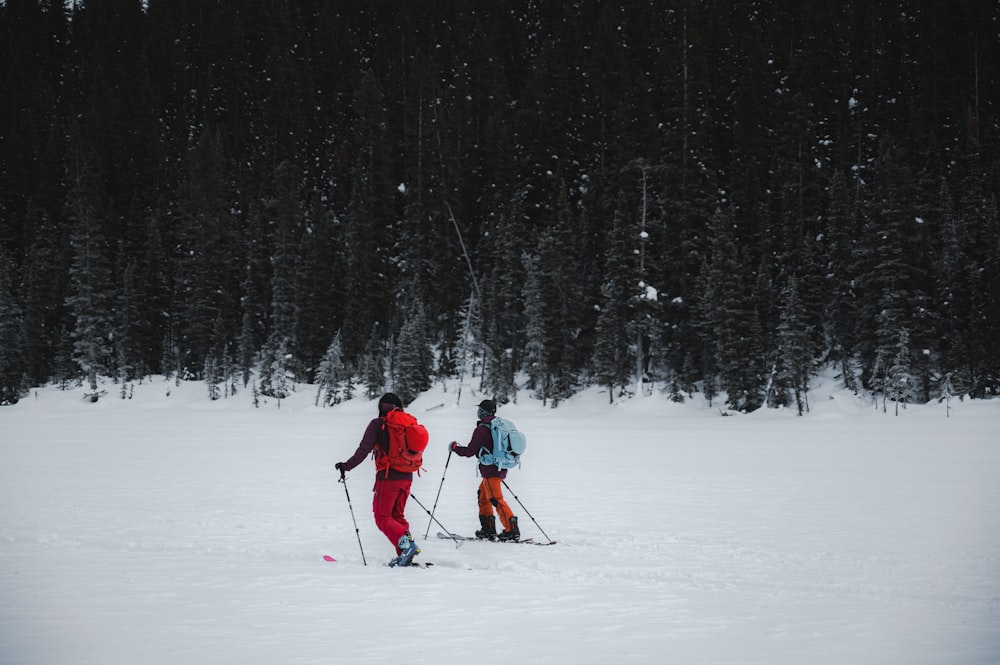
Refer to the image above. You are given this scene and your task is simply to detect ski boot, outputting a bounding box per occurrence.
[475,515,497,540]
[393,533,420,567]
[498,516,520,542]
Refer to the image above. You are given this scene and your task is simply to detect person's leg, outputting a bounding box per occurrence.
[390,480,419,565]
[391,480,411,535]
[476,479,492,516]
[373,479,409,553]
[475,480,497,538]
[482,477,514,531]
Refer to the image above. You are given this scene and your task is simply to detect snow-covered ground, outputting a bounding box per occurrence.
[1,377,998,665]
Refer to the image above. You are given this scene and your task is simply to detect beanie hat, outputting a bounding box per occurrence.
[477,399,497,415]
[379,392,403,410]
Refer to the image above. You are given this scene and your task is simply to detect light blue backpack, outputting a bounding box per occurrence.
[478,417,527,469]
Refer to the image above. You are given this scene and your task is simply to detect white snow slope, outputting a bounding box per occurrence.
[1,377,998,665]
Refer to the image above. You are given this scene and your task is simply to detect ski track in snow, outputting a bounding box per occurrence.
[1,379,998,665]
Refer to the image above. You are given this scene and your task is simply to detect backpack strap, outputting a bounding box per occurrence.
[374,417,390,478]
[374,417,387,455]
[477,421,494,457]
[477,420,501,469]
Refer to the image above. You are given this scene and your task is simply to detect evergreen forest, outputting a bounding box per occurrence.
[1,0,999,412]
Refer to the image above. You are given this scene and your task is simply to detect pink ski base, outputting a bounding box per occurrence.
[323,555,336,562]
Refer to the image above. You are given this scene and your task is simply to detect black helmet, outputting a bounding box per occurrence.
[477,399,497,416]
[379,392,403,410]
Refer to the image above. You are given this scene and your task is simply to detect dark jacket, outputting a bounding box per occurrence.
[341,402,413,481]
[452,414,507,479]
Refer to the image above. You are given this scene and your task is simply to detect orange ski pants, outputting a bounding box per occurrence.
[477,477,514,531]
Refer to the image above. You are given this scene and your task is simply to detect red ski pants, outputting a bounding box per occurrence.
[478,477,514,531]
[372,478,412,554]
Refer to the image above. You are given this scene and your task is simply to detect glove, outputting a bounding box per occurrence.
[449,442,458,452]
[335,462,344,472]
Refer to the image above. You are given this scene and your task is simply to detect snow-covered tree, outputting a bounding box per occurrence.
[65,164,113,400]
[391,303,433,405]
[774,276,816,415]
[315,331,348,407]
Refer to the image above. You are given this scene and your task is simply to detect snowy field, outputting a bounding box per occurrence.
[1,377,998,665]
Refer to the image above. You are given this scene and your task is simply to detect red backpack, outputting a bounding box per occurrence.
[375,408,429,477]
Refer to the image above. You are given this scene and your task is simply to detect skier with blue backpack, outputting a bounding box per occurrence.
[449,399,526,542]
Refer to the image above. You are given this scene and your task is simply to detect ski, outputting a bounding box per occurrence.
[324,554,433,567]
[437,532,505,542]
[437,531,556,546]
[386,560,434,568]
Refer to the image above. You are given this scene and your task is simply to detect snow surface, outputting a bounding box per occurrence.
[1,377,998,665]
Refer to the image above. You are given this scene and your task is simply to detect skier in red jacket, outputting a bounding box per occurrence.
[336,392,420,566]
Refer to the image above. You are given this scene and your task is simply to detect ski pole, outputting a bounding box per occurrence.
[409,492,463,547]
[502,479,555,544]
[423,447,453,538]
[338,466,367,566]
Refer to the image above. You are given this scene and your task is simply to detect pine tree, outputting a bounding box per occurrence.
[821,170,862,393]
[315,331,347,407]
[955,143,1000,397]
[979,197,1000,394]
[51,326,77,390]
[112,258,145,382]
[391,302,432,405]
[622,160,665,396]
[929,177,968,396]
[886,327,916,414]
[204,351,222,401]
[478,196,525,405]
[18,205,66,386]
[237,256,263,389]
[689,256,719,407]
[547,185,585,405]
[258,336,292,401]
[0,249,25,404]
[359,325,386,401]
[258,161,303,399]
[590,184,637,402]
[774,276,816,415]
[452,293,483,401]
[856,135,933,402]
[294,197,343,373]
[521,252,549,405]
[705,207,762,412]
[591,281,629,404]
[64,163,114,399]
[170,128,238,379]
[129,212,171,377]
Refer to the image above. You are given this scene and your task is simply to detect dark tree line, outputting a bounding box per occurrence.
[1,0,999,411]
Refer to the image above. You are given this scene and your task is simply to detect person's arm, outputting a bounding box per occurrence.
[451,423,491,457]
[338,418,381,471]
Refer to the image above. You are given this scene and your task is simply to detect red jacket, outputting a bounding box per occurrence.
[452,415,508,479]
